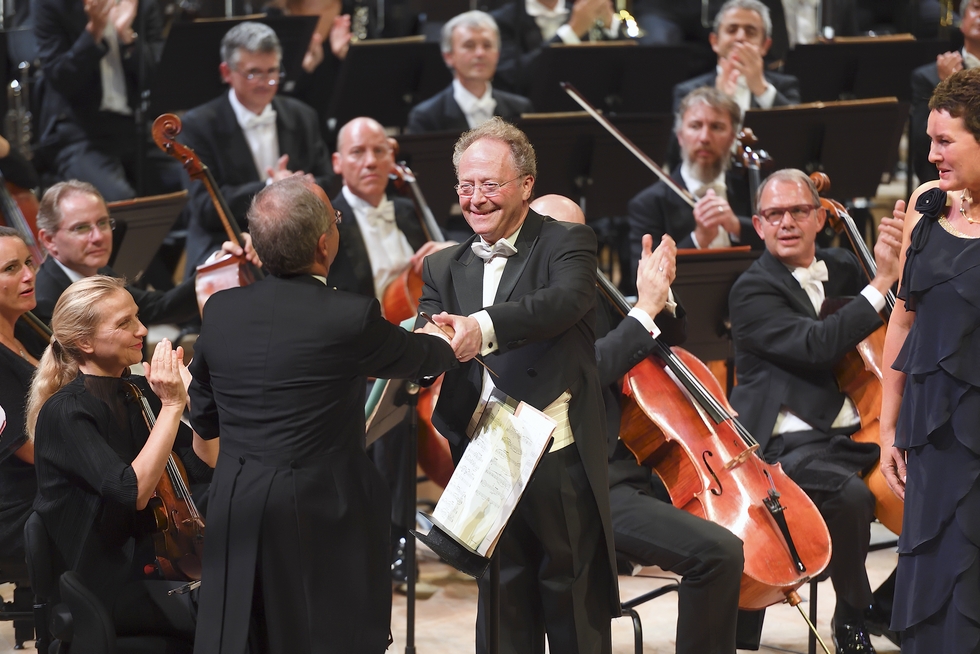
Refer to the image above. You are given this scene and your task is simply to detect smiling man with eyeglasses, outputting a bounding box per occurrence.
[728,168,905,654]
[179,21,333,277]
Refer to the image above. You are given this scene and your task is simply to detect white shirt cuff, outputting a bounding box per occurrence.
[627,307,661,339]
[860,285,886,312]
[471,310,498,355]
[754,82,778,109]
[557,23,580,43]
[604,15,621,38]
[665,288,677,316]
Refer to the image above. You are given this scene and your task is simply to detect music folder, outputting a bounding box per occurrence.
[107,191,189,281]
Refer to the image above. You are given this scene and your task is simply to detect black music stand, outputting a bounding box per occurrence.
[107,191,189,280]
[742,98,908,200]
[673,248,760,387]
[527,44,691,114]
[147,15,318,116]
[784,38,951,102]
[324,36,451,136]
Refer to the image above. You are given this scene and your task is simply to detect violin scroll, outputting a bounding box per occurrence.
[152,114,206,180]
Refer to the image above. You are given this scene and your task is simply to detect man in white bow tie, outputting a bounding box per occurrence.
[627,86,762,279]
[728,168,904,654]
[179,21,334,276]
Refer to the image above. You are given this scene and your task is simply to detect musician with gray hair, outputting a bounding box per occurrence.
[179,21,334,277]
[406,10,533,134]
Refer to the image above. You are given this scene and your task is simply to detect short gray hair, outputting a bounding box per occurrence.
[37,180,104,232]
[755,168,820,211]
[674,86,742,135]
[221,22,282,70]
[247,178,331,277]
[453,117,536,179]
[441,11,499,54]
[714,0,771,40]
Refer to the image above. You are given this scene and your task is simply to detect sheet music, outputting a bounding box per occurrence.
[430,390,556,557]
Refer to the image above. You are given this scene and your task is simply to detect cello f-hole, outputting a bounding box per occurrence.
[702,451,724,496]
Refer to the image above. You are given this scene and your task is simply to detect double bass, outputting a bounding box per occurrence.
[811,172,904,534]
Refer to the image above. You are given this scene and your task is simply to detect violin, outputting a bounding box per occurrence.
[810,172,903,534]
[598,271,832,649]
[381,139,447,325]
[124,379,205,582]
[0,174,42,264]
[151,114,263,312]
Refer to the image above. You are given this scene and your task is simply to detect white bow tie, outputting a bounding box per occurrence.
[471,239,517,262]
[471,95,496,114]
[792,259,829,314]
[365,200,395,224]
[244,109,277,130]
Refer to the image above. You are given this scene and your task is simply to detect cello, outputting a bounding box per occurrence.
[151,114,264,312]
[810,172,904,534]
[598,271,832,650]
[124,379,205,582]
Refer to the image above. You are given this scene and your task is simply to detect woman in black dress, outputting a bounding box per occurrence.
[880,67,980,653]
[26,275,214,645]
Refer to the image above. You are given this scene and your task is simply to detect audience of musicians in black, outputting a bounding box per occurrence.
[0,0,967,652]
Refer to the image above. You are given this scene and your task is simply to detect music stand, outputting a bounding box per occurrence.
[784,38,951,102]
[147,15,318,115]
[673,248,760,365]
[742,98,908,200]
[527,44,691,114]
[107,191,189,280]
[325,36,451,136]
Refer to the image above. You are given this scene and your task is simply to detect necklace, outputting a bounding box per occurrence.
[0,336,26,359]
[960,190,980,224]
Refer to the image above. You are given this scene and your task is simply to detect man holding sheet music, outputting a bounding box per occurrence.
[415,117,617,653]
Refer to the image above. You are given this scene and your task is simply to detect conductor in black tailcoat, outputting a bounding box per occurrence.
[728,169,904,653]
[189,178,457,653]
[406,11,533,135]
[415,118,617,653]
[179,22,333,276]
[628,87,760,274]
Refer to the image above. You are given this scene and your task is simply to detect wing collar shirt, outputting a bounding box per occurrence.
[99,26,132,115]
[228,89,280,183]
[525,0,620,44]
[341,185,415,299]
[453,79,498,129]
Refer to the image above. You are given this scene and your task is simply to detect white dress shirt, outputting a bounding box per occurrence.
[782,0,821,46]
[771,258,887,435]
[341,186,415,300]
[52,257,86,283]
[228,89,280,182]
[452,79,497,129]
[716,65,778,113]
[98,25,132,116]
[680,162,735,249]
[525,0,620,44]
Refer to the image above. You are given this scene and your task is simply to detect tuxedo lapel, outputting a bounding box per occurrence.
[332,195,376,296]
[759,250,818,318]
[442,90,469,132]
[450,239,485,316]
[495,210,543,303]
[274,97,299,163]
[216,96,261,183]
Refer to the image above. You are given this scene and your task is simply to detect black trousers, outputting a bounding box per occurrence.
[112,580,197,641]
[609,477,744,654]
[476,444,613,654]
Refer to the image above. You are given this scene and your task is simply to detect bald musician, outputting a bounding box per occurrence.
[532,194,744,654]
[728,169,903,653]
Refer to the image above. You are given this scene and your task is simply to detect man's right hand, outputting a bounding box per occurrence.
[937,51,964,82]
[567,0,614,37]
[870,201,905,297]
[330,14,352,60]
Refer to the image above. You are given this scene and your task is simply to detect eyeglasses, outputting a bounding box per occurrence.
[333,209,343,225]
[758,205,816,225]
[61,218,116,237]
[455,176,523,197]
[236,65,284,84]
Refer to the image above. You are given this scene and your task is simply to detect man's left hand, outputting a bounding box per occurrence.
[692,189,739,247]
[111,0,138,43]
[728,41,767,97]
[220,232,262,268]
[432,312,483,362]
[410,241,457,275]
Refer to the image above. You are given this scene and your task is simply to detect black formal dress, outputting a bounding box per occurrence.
[890,188,980,653]
[596,299,745,654]
[728,248,882,616]
[327,194,427,298]
[910,61,942,184]
[178,94,334,273]
[32,257,198,327]
[33,0,183,201]
[626,168,760,273]
[189,275,456,654]
[671,69,801,113]
[416,210,618,653]
[405,85,534,134]
[33,374,211,641]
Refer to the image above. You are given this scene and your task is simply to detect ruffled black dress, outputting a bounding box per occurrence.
[891,187,980,653]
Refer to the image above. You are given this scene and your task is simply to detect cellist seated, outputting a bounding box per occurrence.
[728,169,903,653]
[28,277,213,645]
[533,193,747,654]
[328,116,456,582]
